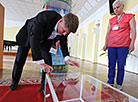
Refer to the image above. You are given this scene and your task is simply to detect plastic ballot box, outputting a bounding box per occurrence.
[44,72,138,102]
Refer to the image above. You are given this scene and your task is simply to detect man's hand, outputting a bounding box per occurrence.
[40,63,53,73]
[65,59,80,67]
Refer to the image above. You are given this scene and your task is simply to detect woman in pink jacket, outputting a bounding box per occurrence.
[103,0,136,90]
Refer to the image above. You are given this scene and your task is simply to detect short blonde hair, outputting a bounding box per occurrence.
[113,0,124,6]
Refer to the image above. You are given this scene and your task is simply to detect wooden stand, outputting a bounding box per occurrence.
[0,4,4,69]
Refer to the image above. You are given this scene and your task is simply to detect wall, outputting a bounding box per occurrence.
[125,3,138,73]
[4,20,24,41]
[69,1,138,73]
[86,21,95,61]
[69,2,110,63]
[4,27,21,41]
[3,20,32,54]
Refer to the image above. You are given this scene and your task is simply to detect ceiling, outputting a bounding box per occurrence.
[0,0,108,25]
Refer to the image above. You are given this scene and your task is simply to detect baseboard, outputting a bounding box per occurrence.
[126,70,138,75]
[3,52,32,56]
[70,56,108,66]
[70,56,138,74]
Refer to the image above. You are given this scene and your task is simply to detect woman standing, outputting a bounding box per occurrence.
[103,0,136,90]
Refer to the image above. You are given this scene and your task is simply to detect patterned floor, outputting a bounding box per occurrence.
[0,78,41,86]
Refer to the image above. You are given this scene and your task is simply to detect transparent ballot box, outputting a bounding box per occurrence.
[44,72,138,102]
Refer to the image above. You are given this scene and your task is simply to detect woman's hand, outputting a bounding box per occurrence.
[129,43,135,52]
[103,45,107,51]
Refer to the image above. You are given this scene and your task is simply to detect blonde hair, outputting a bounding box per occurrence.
[112,0,124,6]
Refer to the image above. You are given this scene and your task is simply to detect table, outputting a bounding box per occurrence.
[44,72,138,102]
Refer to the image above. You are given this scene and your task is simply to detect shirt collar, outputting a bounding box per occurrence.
[54,22,58,31]
[54,21,61,36]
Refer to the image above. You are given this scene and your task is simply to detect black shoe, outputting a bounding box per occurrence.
[9,82,18,91]
[40,86,45,96]
[40,82,45,97]
[40,80,45,92]
[40,87,44,93]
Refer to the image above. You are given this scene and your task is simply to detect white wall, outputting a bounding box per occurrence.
[125,4,138,73]
[77,2,109,62]
[126,20,138,73]
[77,2,138,73]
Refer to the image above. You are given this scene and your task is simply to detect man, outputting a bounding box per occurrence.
[9,10,79,92]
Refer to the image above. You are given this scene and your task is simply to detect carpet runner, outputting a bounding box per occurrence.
[0,78,52,102]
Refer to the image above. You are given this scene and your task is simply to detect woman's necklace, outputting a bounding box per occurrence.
[116,12,124,24]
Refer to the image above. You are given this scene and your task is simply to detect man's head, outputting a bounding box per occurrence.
[57,13,79,36]
[113,0,124,16]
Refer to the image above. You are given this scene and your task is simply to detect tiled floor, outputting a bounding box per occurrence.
[0,55,138,99]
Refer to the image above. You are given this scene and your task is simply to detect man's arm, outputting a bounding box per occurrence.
[60,35,79,67]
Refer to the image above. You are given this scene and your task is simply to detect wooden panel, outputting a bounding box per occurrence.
[0,4,4,69]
